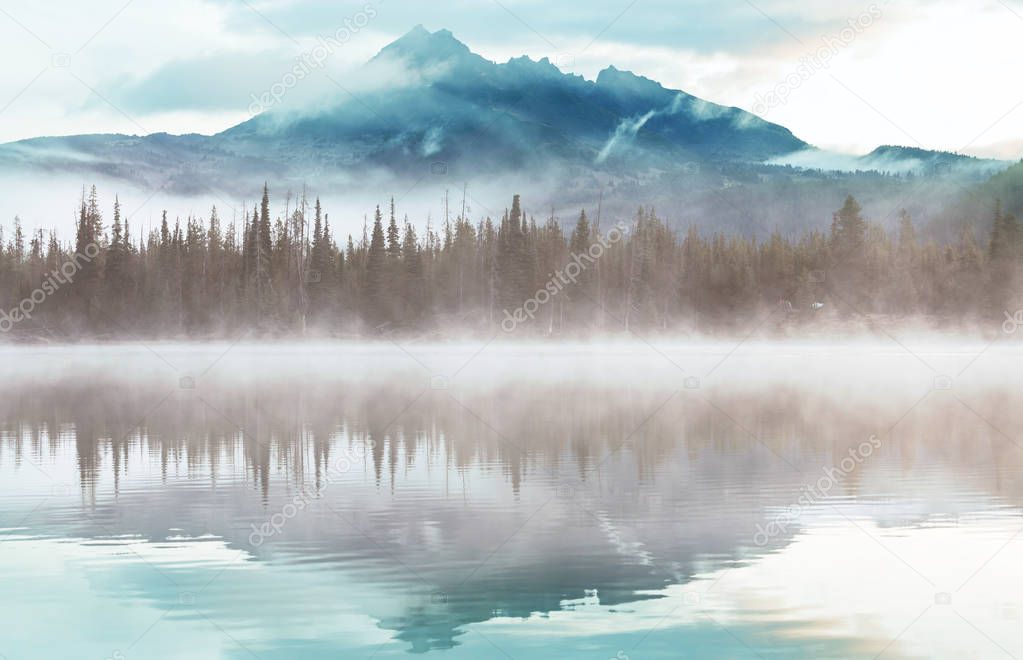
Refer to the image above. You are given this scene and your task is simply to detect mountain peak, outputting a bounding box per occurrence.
[597,65,663,91]
[374,25,474,66]
[503,54,562,78]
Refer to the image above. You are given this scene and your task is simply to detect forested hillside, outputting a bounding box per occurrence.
[0,185,1019,339]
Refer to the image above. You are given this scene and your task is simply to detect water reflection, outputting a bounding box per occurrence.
[0,342,1021,659]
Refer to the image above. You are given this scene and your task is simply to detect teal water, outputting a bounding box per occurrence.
[0,342,1021,659]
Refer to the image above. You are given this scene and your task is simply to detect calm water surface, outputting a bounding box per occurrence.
[1,341,1021,659]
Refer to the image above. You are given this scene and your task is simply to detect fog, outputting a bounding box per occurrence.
[771,146,1007,178]
[0,164,579,241]
[0,337,1015,394]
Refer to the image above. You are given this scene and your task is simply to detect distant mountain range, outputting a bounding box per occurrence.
[0,26,1014,235]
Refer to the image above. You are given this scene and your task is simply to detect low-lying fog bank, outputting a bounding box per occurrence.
[0,336,1017,393]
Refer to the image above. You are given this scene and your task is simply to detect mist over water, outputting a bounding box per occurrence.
[0,341,1021,658]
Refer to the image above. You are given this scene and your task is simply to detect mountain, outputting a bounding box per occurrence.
[0,27,808,191]
[222,26,808,175]
[771,143,1005,177]
[0,26,1013,235]
[856,145,1005,177]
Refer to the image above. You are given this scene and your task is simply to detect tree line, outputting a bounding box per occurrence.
[0,184,1019,338]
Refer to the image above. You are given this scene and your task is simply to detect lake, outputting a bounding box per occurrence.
[0,340,1020,659]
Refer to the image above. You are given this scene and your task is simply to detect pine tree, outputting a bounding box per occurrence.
[205,206,225,324]
[402,221,426,322]
[832,195,867,262]
[11,216,24,263]
[104,197,131,323]
[568,209,593,314]
[987,200,1020,313]
[497,195,531,314]
[364,205,388,326]
[308,198,333,320]
[386,197,402,260]
[73,186,103,326]
[829,195,869,312]
[989,200,1019,261]
[253,184,275,325]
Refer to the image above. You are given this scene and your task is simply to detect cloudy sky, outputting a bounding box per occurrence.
[0,0,1021,158]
